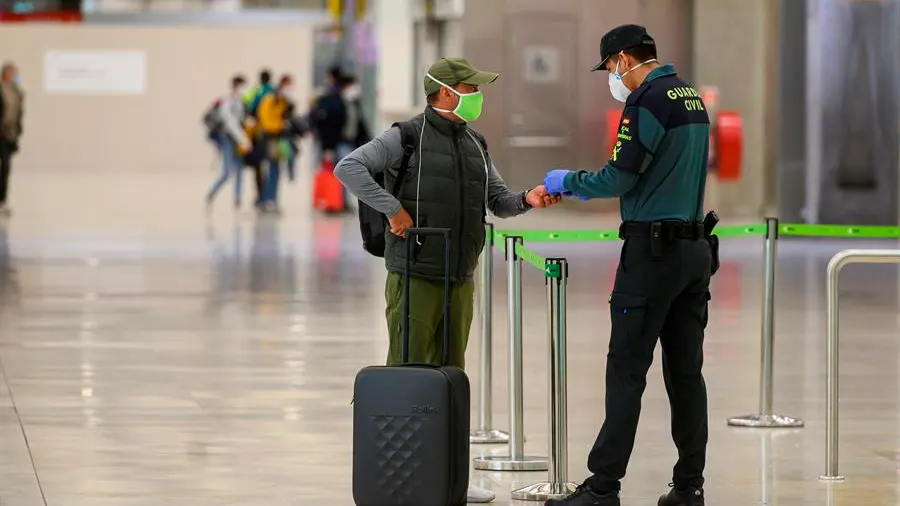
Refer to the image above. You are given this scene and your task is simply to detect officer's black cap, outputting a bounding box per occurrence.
[591,24,656,72]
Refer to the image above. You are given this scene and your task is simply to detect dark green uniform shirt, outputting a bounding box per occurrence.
[563,64,710,222]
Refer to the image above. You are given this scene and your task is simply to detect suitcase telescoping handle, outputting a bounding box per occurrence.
[403,227,452,366]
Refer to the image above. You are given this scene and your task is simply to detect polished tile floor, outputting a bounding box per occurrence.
[3,173,900,505]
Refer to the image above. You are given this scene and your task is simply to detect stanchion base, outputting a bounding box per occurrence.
[511,481,578,501]
[469,429,510,445]
[727,413,805,428]
[473,455,548,472]
[819,475,845,482]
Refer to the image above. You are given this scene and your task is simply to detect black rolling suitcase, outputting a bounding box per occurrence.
[352,228,470,506]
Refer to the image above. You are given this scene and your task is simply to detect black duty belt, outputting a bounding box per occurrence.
[619,221,705,241]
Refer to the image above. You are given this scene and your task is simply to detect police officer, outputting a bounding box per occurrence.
[542,25,717,506]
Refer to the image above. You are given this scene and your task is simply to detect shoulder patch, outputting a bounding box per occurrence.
[608,106,650,174]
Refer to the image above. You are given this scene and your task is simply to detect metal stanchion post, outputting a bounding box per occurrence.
[819,249,900,482]
[513,259,577,501]
[821,250,844,481]
[760,434,772,506]
[727,217,804,428]
[471,224,510,445]
[474,236,548,472]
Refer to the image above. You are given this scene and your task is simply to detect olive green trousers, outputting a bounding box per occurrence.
[384,272,475,369]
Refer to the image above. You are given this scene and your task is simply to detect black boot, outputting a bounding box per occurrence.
[544,484,620,506]
[657,484,704,506]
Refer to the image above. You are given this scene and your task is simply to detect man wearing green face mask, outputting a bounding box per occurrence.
[336,57,559,503]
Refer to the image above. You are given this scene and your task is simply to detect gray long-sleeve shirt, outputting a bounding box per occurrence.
[334,124,530,219]
[218,94,250,146]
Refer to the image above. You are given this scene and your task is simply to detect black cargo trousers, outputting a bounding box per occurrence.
[586,224,712,493]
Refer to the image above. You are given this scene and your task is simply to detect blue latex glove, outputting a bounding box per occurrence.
[543,170,572,195]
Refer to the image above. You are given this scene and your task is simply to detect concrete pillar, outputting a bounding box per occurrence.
[373,0,416,130]
[693,0,778,217]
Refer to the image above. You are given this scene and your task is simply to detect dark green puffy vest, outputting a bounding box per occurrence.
[383,107,489,283]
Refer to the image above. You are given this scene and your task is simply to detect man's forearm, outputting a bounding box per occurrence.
[335,127,406,217]
[334,151,402,217]
[486,163,530,218]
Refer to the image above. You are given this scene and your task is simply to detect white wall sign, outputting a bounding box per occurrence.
[523,46,560,84]
[44,50,147,95]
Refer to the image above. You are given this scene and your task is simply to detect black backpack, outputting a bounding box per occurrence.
[202,98,223,142]
[358,121,418,257]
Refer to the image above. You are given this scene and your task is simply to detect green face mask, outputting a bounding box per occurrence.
[427,73,484,122]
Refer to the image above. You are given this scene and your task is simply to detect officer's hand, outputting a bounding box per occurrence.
[525,185,562,208]
[389,207,414,238]
[543,170,572,195]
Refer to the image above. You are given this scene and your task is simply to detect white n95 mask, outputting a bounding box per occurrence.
[608,72,631,103]
[608,55,658,103]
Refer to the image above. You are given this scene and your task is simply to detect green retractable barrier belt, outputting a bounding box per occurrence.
[497,229,619,243]
[494,224,766,243]
[483,221,899,277]
[780,223,900,239]
[714,224,767,238]
[513,242,547,272]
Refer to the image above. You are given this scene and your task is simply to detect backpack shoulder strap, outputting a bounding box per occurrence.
[389,120,419,196]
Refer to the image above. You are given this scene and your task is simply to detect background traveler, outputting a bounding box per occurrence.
[244,68,274,207]
[0,61,24,218]
[244,68,273,118]
[337,74,371,161]
[310,65,348,164]
[206,74,253,210]
[256,74,294,213]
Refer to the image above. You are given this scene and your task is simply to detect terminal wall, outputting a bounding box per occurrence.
[0,25,314,175]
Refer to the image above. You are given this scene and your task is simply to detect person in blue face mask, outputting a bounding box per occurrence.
[0,61,24,218]
[543,25,719,506]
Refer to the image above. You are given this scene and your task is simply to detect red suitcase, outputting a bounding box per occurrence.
[313,159,347,213]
